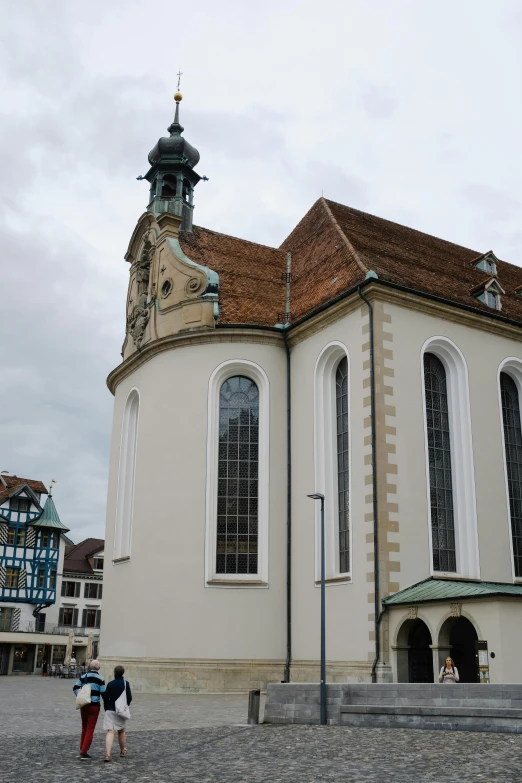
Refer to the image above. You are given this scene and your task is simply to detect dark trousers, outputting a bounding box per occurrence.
[80,704,100,754]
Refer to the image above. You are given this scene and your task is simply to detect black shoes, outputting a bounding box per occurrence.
[80,753,92,760]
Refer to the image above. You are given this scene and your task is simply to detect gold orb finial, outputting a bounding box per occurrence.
[174,91,183,103]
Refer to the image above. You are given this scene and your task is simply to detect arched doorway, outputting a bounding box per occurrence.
[408,620,434,683]
[438,616,479,683]
[396,619,434,683]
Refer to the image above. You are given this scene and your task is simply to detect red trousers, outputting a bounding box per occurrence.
[80,704,100,754]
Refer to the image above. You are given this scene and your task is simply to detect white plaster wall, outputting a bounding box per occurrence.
[101,340,287,661]
[290,307,371,664]
[387,302,522,587]
[495,601,522,682]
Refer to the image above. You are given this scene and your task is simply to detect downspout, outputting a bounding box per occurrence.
[357,283,381,683]
[283,252,292,683]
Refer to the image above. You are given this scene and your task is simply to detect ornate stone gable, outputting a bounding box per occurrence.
[122,211,219,360]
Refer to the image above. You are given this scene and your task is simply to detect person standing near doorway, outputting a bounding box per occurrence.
[439,656,459,683]
[73,659,106,759]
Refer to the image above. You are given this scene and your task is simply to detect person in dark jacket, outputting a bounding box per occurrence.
[73,659,106,760]
[102,665,132,762]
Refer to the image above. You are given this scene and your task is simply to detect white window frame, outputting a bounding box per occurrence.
[205,359,270,587]
[497,357,522,582]
[113,388,139,563]
[478,290,501,310]
[420,336,480,579]
[475,258,497,276]
[313,341,352,583]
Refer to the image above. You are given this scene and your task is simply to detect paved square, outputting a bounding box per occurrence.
[1,677,522,782]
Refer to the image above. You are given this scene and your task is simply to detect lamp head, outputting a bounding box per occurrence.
[307,493,325,500]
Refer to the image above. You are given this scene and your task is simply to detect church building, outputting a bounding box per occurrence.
[101,92,522,691]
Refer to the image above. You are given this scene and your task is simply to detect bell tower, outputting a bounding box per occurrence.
[119,90,218,361]
[144,90,201,232]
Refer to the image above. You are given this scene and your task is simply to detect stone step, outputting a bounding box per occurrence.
[339,712,522,733]
[344,697,520,708]
[340,704,522,719]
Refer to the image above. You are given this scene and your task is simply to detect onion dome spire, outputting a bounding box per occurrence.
[148,92,200,170]
[142,89,202,232]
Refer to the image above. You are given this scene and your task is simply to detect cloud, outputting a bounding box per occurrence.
[1,0,522,544]
[360,84,398,120]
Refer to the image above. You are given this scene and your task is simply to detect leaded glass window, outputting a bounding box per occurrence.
[424,353,456,572]
[500,373,522,577]
[216,376,259,575]
[336,357,350,573]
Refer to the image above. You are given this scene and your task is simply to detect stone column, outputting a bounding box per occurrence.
[392,645,410,682]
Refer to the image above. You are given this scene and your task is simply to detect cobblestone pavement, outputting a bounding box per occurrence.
[0,676,260,735]
[1,678,522,782]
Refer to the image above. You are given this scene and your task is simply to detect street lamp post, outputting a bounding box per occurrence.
[307,492,326,725]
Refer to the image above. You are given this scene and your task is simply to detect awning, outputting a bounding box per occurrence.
[383,577,522,606]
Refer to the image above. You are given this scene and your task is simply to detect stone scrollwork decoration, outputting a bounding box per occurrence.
[185,276,201,295]
[449,603,462,618]
[136,234,156,304]
[407,606,418,620]
[127,231,156,350]
[127,303,150,350]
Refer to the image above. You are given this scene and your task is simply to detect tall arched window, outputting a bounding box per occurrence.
[500,372,522,577]
[424,353,456,572]
[216,376,259,575]
[336,357,350,574]
[114,389,139,561]
[314,343,351,580]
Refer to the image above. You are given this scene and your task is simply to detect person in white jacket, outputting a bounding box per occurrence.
[439,656,459,683]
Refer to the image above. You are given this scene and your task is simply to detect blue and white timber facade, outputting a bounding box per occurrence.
[0,474,71,675]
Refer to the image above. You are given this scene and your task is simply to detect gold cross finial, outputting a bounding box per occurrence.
[176,70,183,92]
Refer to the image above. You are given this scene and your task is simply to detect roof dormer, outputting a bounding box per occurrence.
[471,277,505,311]
[473,251,499,276]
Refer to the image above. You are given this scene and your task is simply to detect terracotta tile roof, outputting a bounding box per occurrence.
[321,199,522,323]
[281,199,368,321]
[64,537,104,575]
[0,475,48,505]
[180,226,286,326]
[178,198,522,329]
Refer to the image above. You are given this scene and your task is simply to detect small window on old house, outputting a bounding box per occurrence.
[5,567,20,588]
[474,252,498,276]
[10,497,30,513]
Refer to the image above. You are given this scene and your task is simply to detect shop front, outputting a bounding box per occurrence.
[0,631,91,675]
[12,644,35,674]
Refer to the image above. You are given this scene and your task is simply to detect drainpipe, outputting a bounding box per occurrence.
[357,283,380,683]
[283,252,292,683]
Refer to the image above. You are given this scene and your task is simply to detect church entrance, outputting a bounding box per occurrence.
[395,618,434,682]
[407,620,434,683]
[438,616,479,683]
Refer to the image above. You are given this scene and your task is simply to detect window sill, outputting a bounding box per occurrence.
[432,573,479,582]
[206,579,268,587]
[112,556,130,564]
[315,576,351,586]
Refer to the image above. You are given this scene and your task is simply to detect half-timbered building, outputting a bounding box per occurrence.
[0,474,70,674]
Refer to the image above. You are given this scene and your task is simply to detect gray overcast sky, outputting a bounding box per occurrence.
[1,0,521,541]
